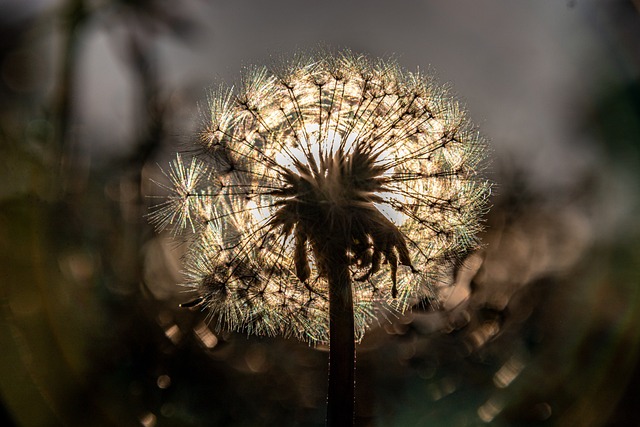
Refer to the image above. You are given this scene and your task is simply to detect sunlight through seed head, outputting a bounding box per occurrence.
[149,51,490,344]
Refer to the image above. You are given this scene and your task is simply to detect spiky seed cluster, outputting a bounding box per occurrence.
[149,52,490,344]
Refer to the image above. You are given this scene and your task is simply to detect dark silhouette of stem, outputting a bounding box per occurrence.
[326,249,355,427]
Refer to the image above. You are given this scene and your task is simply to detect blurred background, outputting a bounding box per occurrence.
[1,0,640,426]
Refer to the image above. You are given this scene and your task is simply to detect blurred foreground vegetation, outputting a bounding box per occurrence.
[1,1,640,426]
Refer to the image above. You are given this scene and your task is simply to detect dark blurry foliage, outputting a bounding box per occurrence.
[1,1,640,426]
[588,80,640,174]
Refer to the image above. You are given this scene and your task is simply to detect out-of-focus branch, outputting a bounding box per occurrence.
[51,0,89,196]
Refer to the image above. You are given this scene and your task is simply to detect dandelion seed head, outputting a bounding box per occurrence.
[150,51,490,344]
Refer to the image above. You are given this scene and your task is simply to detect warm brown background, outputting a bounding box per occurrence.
[1,1,639,426]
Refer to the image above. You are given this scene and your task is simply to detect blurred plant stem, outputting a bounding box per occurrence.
[51,0,167,199]
[51,0,88,197]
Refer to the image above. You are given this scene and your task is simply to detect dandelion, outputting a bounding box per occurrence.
[149,51,490,426]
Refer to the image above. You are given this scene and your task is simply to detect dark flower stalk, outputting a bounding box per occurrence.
[325,248,355,426]
[149,51,490,426]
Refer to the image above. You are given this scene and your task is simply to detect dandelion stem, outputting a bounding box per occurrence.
[149,51,490,426]
[326,247,355,427]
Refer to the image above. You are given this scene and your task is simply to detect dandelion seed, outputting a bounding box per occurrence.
[150,51,490,344]
[149,51,490,426]
[148,154,217,234]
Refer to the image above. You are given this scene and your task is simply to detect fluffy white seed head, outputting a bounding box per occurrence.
[150,51,490,344]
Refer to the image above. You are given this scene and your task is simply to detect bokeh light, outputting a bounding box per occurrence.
[1,1,639,426]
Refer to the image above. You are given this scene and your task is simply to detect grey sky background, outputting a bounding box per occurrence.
[75,0,621,192]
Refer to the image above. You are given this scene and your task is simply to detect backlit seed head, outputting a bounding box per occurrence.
[149,51,490,344]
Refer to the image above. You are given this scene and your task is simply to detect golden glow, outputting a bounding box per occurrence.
[150,52,490,344]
